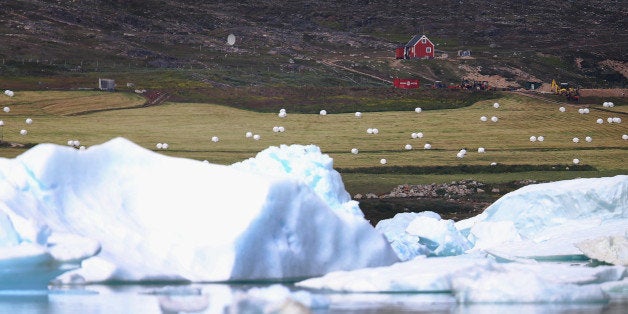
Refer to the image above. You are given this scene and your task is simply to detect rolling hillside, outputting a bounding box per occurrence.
[0,0,626,97]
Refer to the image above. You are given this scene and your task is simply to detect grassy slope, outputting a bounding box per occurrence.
[0,91,626,195]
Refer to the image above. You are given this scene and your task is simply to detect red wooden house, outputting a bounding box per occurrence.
[395,35,435,59]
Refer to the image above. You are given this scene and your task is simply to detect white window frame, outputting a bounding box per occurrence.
[426,47,432,53]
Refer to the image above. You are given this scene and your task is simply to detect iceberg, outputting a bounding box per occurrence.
[0,138,398,285]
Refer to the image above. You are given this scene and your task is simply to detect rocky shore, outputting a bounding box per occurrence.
[356,179,538,226]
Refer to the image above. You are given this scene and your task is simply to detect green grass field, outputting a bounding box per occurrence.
[1,90,626,195]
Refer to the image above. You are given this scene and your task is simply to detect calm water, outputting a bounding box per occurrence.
[1,283,626,314]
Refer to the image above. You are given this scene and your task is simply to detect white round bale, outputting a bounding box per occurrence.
[245,131,253,138]
[25,118,33,125]
[211,136,219,142]
[253,134,261,140]
[404,144,412,150]
[480,116,488,122]
[493,102,500,108]
[573,158,580,165]
[622,134,628,140]
[416,132,424,138]
[372,128,379,134]
[380,158,387,165]
[355,111,362,118]
[278,126,285,132]
[411,132,418,139]
[530,136,537,142]
[319,109,327,116]
[351,148,359,154]
[20,129,27,135]
[366,128,373,134]
[3,106,9,113]
[424,143,432,150]
[559,107,566,112]
[596,118,603,124]
[538,136,544,142]
[572,137,580,143]
[478,147,485,153]
[415,107,422,113]
[585,136,592,142]
[491,116,498,122]
[162,143,169,149]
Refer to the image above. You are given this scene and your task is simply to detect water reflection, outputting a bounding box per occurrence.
[0,284,625,314]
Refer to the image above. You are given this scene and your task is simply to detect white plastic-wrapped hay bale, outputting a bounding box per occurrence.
[355,112,362,118]
[537,136,544,142]
[480,116,488,122]
[156,143,163,149]
[477,147,485,153]
[612,117,622,124]
[2,106,9,113]
[245,131,253,138]
[404,144,412,150]
[622,134,628,140]
[559,106,566,112]
[319,109,327,116]
[253,134,261,140]
[491,116,498,122]
[211,136,219,143]
[380,158,387,165]
[411,132,418,139]
[372,128,379,134]
[573,137,580,143]
[278,126,285,132]
[4,90,14,97]
[351,148,359,154]
[19,129,27,135]
[493,102,500,108]
[585,136,592,143]
[25,118,33,125]
[424,143,432,150]
[162,143,169,149]
[415,107,422,113]
[530,136,537,142]
[596,118,604,124]
[573,158,580,165]
[366,128,373,134]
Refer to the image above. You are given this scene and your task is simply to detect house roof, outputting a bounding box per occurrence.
[405,35,432,47]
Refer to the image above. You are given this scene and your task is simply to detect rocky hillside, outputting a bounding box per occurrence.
[0,0,626,92]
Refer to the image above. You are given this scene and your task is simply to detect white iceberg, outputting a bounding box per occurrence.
[0,138,398,285]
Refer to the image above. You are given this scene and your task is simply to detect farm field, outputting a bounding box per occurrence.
[0,90,626,195]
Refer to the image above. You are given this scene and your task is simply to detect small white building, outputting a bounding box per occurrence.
[98,78,115,91]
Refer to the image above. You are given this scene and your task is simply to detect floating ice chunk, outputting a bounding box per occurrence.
[575,235,628,266]
[297,254,491,293]
[405,215,472,256]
